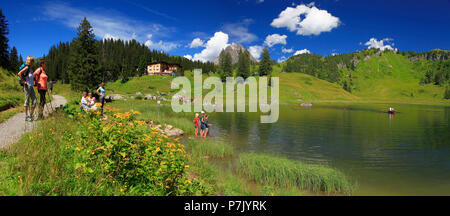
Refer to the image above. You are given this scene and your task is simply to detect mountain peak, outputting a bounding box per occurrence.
[213,44,257,65]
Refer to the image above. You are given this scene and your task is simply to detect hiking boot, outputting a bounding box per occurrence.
[26,116,32,122]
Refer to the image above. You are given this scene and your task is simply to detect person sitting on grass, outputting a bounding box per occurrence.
[81,92,89,111]
[87,92,98,111]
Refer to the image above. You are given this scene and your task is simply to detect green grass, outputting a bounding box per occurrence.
[0,67,23,122]
[278,73,359,104]
[238,153,355,195]
[0,112,123,195]
[188,138,234,159]
[349,52,448,103]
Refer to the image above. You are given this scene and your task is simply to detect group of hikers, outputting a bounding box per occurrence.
[193,111,211,138]
[80,82,106,115]
[17,56,53,122]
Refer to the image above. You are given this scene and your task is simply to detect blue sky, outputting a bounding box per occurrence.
[3,0,450,63]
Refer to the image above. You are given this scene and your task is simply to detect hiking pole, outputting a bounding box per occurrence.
[46,90,55,114]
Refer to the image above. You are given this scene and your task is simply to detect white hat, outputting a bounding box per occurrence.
[201,111,205,114]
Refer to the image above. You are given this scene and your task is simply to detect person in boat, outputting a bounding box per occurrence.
[388,107,395,113]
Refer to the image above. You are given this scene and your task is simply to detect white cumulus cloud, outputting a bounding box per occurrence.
[184,55,193,60]
[103,33,119,41]
[193,32,229,62]
[145,36,179,52]
[264,34,287,47]
[293,49,310,55]
[189,38,204,48]
[249,45,264,60]
[282,47,293,53]
[271,4,340,36]
[364,38,395,51]
[277,56,287,63]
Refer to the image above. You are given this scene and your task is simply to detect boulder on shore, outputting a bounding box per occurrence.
[106,94,124,101]
[148,122,184,137]
[144,94,153,100]
[164,124,184,137]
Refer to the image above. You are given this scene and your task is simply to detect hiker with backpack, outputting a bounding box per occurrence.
[34,59,48,119]
[17,56,37,121]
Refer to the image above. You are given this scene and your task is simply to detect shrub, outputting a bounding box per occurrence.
[445,86,450,99]
[63,107,201,195]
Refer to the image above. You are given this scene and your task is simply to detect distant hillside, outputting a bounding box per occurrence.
[278,73,358,103]
[344,51,448,101]
[213,44,257,65]
[282,49,450,102]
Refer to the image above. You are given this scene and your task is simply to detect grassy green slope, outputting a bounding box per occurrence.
[0,67,24,122]
[278,73,358,103]
[103,72,358,104]
[349,52,447,103]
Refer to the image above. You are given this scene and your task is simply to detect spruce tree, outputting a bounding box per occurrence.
[237,49,250,79]
[259,47,272,76]
[0,9,9,69]
[9,46,19,72]
[218,50,232,82]
[19,54,23,66]
[67,17,101,91]
[138,56,147,76]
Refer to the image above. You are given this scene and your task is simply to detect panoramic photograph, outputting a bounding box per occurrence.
[0,0,449,205]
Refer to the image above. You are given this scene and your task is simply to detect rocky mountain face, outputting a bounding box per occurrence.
[213,44,258,65]
[408,49,450,62]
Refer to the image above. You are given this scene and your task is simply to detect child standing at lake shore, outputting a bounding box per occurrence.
[202,114,211,138]
[193,113,200,137]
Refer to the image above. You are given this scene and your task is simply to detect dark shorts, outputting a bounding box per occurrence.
[200,124,205,130]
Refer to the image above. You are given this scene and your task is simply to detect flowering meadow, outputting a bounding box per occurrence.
[0,106,204,195]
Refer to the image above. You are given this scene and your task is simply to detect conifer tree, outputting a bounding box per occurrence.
[237,49,250,79]
[259,47,272,77]
[138,56,147,76]
[0,9,9,69]
[218,50,232,81]
[67,18,101,91]
[19,54,23,66]
[9,46,19,72]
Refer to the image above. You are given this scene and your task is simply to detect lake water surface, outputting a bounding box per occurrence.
[209,103,450,195]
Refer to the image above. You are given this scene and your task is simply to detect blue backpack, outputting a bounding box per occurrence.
[18,64,28,87]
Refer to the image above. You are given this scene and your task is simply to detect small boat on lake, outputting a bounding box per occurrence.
[388,107,396,114]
